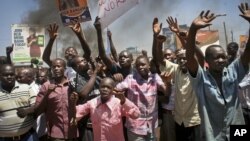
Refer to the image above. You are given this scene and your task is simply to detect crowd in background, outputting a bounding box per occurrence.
[0,2,250,141]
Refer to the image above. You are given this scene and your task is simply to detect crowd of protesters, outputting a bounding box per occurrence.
[0,2,250,141]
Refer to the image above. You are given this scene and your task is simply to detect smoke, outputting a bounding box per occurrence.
[21,0,249,59]
[21,0,99,59]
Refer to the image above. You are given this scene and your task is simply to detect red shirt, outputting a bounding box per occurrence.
[35,79,78,139]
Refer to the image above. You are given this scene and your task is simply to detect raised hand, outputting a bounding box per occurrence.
[239,3,250,23]
[47,84,56,94]
[113,88,126,105]
[113,73,124,82]
[141,50,148,57]
[69,20,82,35]
[47,23,58,40]
[160,71,172,83]
[191,10,216,30]
[153,17,162,36]
[6,45,13,54]
[94,16,101,31]
[166,16,179,34]
[107,29,112,38]
[17,108,28,118]
[94,61,104,74]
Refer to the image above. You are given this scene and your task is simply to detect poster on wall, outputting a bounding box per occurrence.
[11,24,45,63]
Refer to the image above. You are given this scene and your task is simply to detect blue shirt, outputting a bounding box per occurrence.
[188,59,246,141]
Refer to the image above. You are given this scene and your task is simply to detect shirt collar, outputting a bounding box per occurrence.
[97,95,116,110]
[134,71,153,83]
[0,81,20,93]
[49,77,70,86]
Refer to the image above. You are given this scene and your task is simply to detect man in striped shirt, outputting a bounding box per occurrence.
[0,64,38,140]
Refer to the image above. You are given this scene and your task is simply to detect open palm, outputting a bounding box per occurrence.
[47,23,58,39]
[239,3,250,23]
[192,10,216,29]
[167,16,179,33]
[153,18,162,35]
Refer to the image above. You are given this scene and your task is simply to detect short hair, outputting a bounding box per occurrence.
[175,48,186,56]
[52,58,66,68]
[20,68,35,78]
[205,45,223,60]
[65,47,78,54]
[119,50,133,60]
[227,42,239,51]
[100,77,115,87]
[135,55,149,64]
[164,48,173,53]
[70,56,81,68]
[0,64,14,74]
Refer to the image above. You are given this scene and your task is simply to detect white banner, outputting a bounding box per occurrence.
[98,0,139,28]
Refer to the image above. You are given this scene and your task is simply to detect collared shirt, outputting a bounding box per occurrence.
[65,66,76,80]
[116,71,164,135]
[160,60,200,127]
[76,96,140,141]
[239,71,250,109]
[30,81,47,137]
[188,59,246,141]
[35,79,78,139]
[30,81,40,95]
[0,82,36,137]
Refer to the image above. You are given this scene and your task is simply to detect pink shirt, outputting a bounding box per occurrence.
[76,96,140,141]
[35,79,78,139]
[116,72,165,135]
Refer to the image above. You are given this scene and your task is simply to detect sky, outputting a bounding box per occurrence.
[0,0,249,58]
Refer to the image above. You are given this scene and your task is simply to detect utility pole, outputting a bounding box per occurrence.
[223,22,228,45]
[231,30,234,42]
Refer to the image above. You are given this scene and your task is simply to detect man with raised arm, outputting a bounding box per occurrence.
[153,18,201,141]
[94,17,134,82]
[185,3,250,141]
[42,22,91,80]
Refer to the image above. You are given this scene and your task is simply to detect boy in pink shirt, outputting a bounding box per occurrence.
[75,77,140,141]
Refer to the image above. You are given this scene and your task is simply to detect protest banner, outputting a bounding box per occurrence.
[11,24,45,63]
[56,0,92,26]
[98,0,139,28]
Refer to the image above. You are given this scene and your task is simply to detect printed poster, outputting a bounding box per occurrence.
[56,0,92,26]
[11,24,45,63]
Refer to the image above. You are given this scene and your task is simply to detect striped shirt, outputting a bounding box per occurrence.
[0,82,36,137]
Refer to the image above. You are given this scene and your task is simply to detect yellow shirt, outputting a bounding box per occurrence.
[160,60,200,127]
